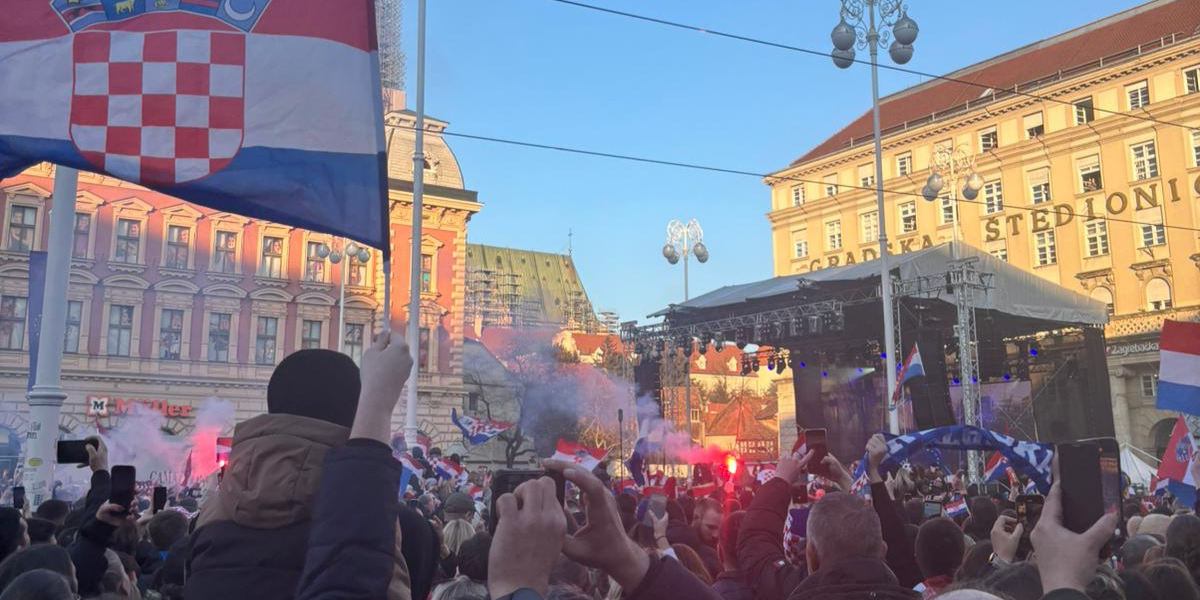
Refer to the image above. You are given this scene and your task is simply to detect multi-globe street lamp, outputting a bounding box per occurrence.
[316,240,371,353]
[663,219,708,446]
[830,0,919,434]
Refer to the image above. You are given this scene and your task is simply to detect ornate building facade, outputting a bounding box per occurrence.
[0,95,480,472]
[765,0,1200,455]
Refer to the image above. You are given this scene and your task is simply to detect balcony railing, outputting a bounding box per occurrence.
[1107,305,1200,339]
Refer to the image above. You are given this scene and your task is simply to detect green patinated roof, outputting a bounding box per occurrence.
[465,244,598,330]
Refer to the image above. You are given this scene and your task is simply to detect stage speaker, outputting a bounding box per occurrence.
[909,328,955,430]
[1033,328,1115,442]
[976,317,1006,380]
[633,357,663,417]
[791,358,825,430]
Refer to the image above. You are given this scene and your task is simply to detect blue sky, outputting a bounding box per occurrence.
[400,0,1140,324]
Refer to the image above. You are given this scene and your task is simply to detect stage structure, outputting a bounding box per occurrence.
[623,242,1111,482]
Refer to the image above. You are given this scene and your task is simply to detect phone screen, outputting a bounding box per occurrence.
[56,439,96,465]
[1016,494,1044,529]
[110,465,136,511]
[153,486,167,513]
[12,487,24,510]
[1058,442,1103,535]
[644,493,668,526]
[807,429,828,463]
[923,501,942,518]
[488,469,565,534]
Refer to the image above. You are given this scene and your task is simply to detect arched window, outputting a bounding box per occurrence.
[1152,418,1178,463]
[1146,278,1172,311]
[1090,287,1114,317]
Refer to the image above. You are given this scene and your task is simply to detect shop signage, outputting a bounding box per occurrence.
[984,176,1196,242]
[735,438,779,458]
[86,395,195,418]
[807,235,936,271]
[1107,341,1159,358]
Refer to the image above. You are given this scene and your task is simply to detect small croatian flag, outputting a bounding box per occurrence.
[945,498,968,518]
[1157,320,1200,416]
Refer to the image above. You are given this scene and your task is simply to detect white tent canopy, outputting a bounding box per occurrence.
[1122,444,1159,488]
[652,242,1107,326]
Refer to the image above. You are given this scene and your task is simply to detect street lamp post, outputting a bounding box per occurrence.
[317,239,371,353]
[663,219,708,448]
[923,145,986,482]
[830,0,919,434]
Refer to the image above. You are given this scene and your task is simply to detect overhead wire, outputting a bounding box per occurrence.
[432,127,1200,235]
[538,0,1200,134]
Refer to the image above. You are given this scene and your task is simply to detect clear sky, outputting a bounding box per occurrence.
[400,0,1142,324]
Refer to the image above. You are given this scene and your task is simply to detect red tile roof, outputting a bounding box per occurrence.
[705,396,778,440]
[570,333,624,356]
[791,0,1200,166]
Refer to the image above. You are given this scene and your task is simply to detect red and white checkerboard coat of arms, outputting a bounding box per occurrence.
[69,27,245,186]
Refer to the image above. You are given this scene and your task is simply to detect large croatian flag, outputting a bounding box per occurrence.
[451,409,514,446]
[1158,320,1200,416]
[892,343,925,407]
[0,0,388,250]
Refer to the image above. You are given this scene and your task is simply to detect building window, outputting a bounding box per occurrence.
[1187,67,1200,95]
[344,323,365,363]
[938,196,955,225]
[420,253,433,293]
[254,316,278,365]
[899,202,917,233]
[207,313,231,362]
[159,309,183,360]
[106,304,133,356]
[987,240,1008,262]
[790,185,805,207]
[979,128,998,152]
[65,300,82,353]
[1084,220,1109,257]
[0,296,26,350]
[259,236,283,278]
[1147,278,1172,311]
[1090,287,1114,317]
[419,327,432,370]
[7,205,37,252]
[468,393,480,412]
[1024,113,1044,139]
[1073,97,1095,125]
[824,220,842,251]
[1192,131,1200,167]
[1140,222,1166,248]
[301,320,323,350]
[793,238,809,259]
[1126,80,1150,110]
[858,163,875,187]
[72,213,91,259]
[983,181,1003,214]
[860,211,879,243]
[1142,374,1159,397]
[1131,141,1159,181]
[304,241,326,282]
[164,225,190,269]
[823,174,838,197]
[1028,169,1051,205]
[896,153,912,176]
[213,231,237,274]
[1034,230,1057,266]
[1078,156,1102,192]
[114,219,140,264]
[349,254,368,287]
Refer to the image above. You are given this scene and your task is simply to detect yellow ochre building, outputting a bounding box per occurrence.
[767,0,1200,456]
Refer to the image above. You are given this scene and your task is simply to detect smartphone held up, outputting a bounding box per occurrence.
[1056,437,1121,536]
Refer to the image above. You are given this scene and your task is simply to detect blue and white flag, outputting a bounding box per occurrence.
[0,0,390,251]
[876,425,1054,493]
[452,409,514,446]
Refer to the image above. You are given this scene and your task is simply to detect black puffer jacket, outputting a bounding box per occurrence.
[786,557,919,600]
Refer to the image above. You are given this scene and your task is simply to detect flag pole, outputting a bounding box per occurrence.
[404,0,427,445]
[24,166,78,506]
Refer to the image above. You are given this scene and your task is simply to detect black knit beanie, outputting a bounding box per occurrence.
[267,349,361,427]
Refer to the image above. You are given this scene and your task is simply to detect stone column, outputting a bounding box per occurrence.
[1109,367,1131,445]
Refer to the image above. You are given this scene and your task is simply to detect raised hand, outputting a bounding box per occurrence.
[1031,482,1117,593]
[351,330,414,443]
[487,476,567,599]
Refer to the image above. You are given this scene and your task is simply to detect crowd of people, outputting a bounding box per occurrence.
[0,332,1196,600]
